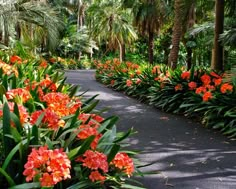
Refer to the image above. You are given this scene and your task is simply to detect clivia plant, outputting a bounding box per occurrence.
[0,54,146,189]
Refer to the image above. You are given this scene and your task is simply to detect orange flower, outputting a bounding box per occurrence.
[89,171,106,183]
[126,79,132,87]
[49,58,56,63]
[76,150,108,173]
[135,70,142,75]
[175,84,183,91]
[110,80,115,86]
[0,60,19,76]
[181,71,190,80]
[195,86,207,94]
[213,78,222,86]
[40,60,48,68]
[30,109,65,130]
[0,102,29,125]
[111,152,134,177]
[188,82,197,90]
[40,76,57,92]
[6,88,32,103]
[23,146,71,187]
[202,91,213,102]
[201,74,211,85]
[10,55,22,64]
[152,65,160,74]
[220,83,233,93]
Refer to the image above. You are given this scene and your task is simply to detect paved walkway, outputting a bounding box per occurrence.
[65,70,236,189]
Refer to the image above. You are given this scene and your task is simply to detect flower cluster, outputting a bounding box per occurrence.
[6,88,32,103]
[23,146,71,187]
[111,152,134,177]
[76,150,108,182]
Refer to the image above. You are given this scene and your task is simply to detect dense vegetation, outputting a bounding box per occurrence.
[0,0,236,187]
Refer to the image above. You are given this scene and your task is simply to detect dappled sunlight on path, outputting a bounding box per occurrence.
[65,70,236,189]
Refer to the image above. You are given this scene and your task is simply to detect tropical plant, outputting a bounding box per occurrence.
[0,53,146,189]
[87,0,137,62]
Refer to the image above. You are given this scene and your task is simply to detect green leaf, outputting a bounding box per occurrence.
[107,144,120,163]
[31,125,39,145]
[81,100,99,113]
[98,116,119,133]
[69,85,80,98]
[3,103,14,157]
[0,167,15,186]
[66,180,97,189]
[2,138,32,171]
[56,77,67,92]
[68,135,95,160]
[9,182,41,189]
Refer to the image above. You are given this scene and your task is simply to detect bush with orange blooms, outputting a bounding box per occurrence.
[0,54,144,189]
[95,58,236,138]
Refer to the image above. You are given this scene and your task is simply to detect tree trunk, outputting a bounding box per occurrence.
[148,30,154,64]
[15,22,21,40]
[212,0,224,71]
[122,43,125,61]
[168,0,183,69]
[186,47,192,69]
[3,19,9,46]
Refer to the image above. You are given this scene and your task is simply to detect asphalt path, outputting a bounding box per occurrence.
[65,70,236,189]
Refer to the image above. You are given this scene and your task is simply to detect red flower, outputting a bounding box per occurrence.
[10,55,22,64]
[220,83,233,93]
[181,71,190,80]
[202,91,213,102]
[188,82,197,90]
[201,74,211,85]
[23,146,71,187]
[111,152,134,177]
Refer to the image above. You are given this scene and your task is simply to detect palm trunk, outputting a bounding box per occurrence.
[122,43,125,61]
[168,0,183,69]
[148,30,154,64]
[15,22,21,40]
[212,0,224,71]
[3,19,9,46]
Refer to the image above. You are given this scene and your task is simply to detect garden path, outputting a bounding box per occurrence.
[65,70,236,189]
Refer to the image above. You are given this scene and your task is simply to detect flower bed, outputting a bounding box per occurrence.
[0,54,144,189]
[95,58,236,138]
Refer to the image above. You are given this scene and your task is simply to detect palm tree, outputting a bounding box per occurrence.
[168,0,195,69]
[133,0,166,64]
[87,0,137,62]
[0,0,63,52]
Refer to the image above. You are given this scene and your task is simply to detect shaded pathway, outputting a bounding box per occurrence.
[65,70,236,189]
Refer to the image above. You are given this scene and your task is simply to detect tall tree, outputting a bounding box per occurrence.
[168,0,195,69]
[211,0,225,71]
[87,0,137,62]
[133,0,166,64]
